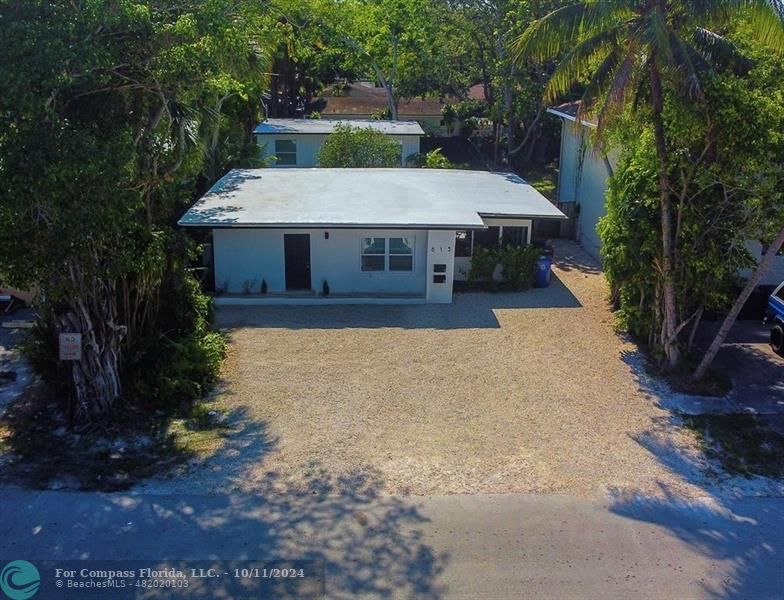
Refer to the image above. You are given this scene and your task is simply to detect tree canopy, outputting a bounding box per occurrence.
[316,124,404,167]
[0,0,270,422]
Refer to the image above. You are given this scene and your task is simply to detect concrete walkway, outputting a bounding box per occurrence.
[1,487,783,599]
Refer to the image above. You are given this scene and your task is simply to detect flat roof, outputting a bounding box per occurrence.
[253,119,424,136]
[179,169,566,230]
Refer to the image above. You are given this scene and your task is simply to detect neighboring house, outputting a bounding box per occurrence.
[178,169,566,304]
[315,82,453,136]
[548,102,616,261]
[550,101,784,285]
[254,119,424,167]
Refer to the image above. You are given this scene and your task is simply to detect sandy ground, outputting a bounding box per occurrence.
[139,240,733,500]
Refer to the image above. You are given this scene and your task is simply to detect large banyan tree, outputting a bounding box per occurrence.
[0,0,270,423]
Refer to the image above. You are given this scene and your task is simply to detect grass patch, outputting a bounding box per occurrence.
[683,414,784,478]
[520,165,557,201]
[0,385,232,491]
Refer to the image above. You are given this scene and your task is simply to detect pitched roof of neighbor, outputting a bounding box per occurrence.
[317,84,449,117]
[547,101,597,127]
[178,168,566,230]
[253,118,424,136]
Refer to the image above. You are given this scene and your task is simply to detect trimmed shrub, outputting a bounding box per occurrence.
[497,245,540,290]
[467,246,497,283]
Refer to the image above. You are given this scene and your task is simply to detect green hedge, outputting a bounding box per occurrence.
[466,245,540,291]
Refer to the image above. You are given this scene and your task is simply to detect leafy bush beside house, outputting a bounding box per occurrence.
[497,245,539,290]
[466,245,539,291]
[466,246,498,285]
[598,56,784,359]
[316,124,402,167]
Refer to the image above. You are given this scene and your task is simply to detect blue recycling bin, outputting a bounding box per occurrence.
[535,255,552,288]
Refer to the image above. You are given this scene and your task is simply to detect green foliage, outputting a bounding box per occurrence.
[411,148,457,169]
[0,0,268,422]
[598,52,784,348]
[497,245,539,290]
[466,244,539,290]
[513,0,784,131]
[466,246,498,283]
[126,266,226,410]
[316,123,402,167]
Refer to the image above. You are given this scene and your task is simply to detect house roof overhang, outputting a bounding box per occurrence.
[178,168,567,230]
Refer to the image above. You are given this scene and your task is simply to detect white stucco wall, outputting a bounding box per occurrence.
[426,230,456,303]
[555,122,617,261]
[744,240,784,286]
[557,118,779,287]
[256,133,421,167]
[213,228,429,296]
[557,123,582,203]
[576,147,613,260]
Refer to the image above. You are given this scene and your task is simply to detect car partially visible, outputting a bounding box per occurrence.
[765,281,784,353]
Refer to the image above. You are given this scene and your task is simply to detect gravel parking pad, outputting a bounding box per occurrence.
[193,241,705,498]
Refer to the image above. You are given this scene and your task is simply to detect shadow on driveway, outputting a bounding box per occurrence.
[609,433,784,599]
[215,272,581,330]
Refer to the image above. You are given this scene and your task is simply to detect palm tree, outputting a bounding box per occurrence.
[513,0,784,369]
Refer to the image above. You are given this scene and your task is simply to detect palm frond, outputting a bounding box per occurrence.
[596,50,639,136]
[669,32,705,98]
[743,0,784,52]
[644,6,676,65]
[691,28,752,74]
[542,26,624,105]
[576,44,624,117]
[681,0,784,51]
[512,0,636,65]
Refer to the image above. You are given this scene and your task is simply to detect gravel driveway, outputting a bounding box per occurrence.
[184,241,705,498]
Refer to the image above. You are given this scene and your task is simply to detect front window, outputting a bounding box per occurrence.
[360,236,414,272]
[361,237,386,271]
[389,237,414,271]
[274,139,297,166]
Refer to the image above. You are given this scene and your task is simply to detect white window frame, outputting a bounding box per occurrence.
[360,237,386,272]
[359,236,415,273]
[388,236,415,272]
[274,139,297,166]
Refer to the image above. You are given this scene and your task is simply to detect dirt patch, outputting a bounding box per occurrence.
[157,241,711,499]
[0,384,233,491]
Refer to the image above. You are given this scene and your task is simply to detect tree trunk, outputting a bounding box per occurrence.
[56,262,125,424]
[692,225,784,382]
[650,64,681,369]
[386,82,398,120]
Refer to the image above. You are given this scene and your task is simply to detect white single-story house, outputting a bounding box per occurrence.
[178,168,566,304]
[549,101,784,285]
[253,119,424,168]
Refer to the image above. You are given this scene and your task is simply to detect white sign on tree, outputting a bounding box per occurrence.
[59,333,82,361]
